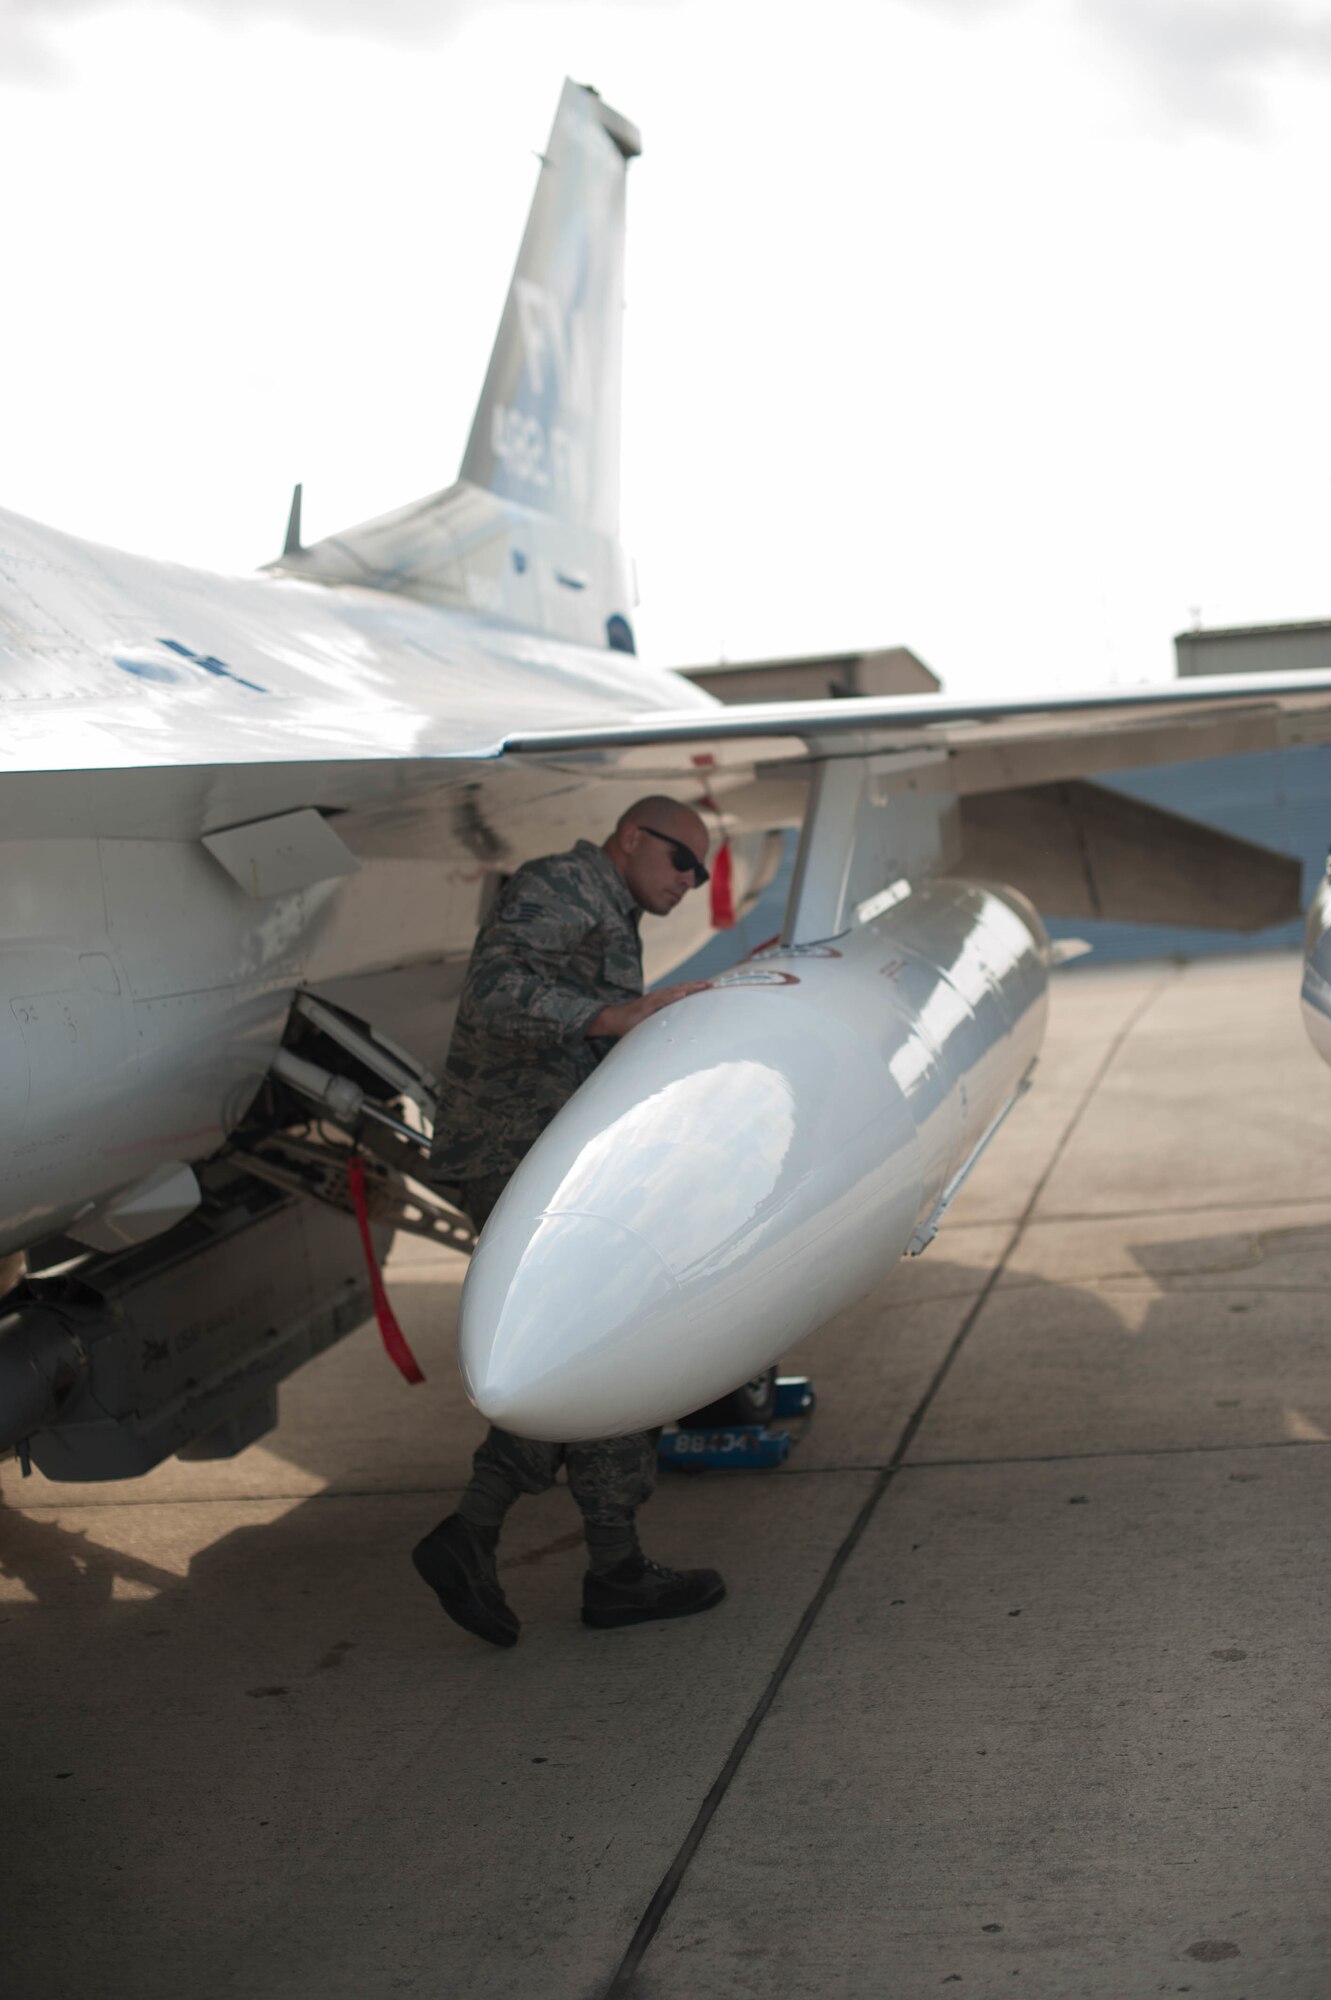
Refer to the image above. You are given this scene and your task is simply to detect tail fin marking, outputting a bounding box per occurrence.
[460,81,639,541]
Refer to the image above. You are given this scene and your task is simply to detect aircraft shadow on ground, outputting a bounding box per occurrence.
[3,1230,1329,1999]
[12,1220,1326,1624]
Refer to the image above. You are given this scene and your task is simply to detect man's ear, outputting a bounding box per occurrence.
[618,821,643,856]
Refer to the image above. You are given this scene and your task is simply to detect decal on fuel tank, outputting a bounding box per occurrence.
[751,942,842,961]
[707,968,801,989]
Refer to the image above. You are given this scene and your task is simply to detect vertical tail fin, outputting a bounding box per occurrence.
[461,80,640,541]
[269,81,642,651]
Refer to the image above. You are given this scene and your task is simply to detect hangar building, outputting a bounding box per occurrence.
[1043,619,1331,965]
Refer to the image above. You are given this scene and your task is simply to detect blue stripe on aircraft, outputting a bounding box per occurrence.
[114,657,180,683]
[157,638,266,694]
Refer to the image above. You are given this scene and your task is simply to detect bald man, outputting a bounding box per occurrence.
[416,798,724,1647]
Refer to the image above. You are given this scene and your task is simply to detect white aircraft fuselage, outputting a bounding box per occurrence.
[0,502,737,1259]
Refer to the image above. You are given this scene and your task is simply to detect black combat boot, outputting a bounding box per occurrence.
[581,1554,726,1629]
[412,1514,519,1648]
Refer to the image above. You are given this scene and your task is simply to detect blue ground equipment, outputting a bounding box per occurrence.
[773,1376,817,1419]
[657,1376,816,1471]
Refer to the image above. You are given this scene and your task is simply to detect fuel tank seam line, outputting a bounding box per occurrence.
[532,1206,680,1287]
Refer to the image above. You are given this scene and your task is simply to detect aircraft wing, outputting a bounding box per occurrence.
[8,661,1329,873]
[504,666,1331,801]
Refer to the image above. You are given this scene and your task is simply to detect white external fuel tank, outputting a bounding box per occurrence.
[458,878,1051,1440]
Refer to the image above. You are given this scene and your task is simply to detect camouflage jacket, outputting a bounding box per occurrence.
[428,840,643,1186]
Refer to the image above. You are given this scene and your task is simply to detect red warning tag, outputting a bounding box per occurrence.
[346,1153,425,1385]
[693,758,737,929]
[710,839,736,929]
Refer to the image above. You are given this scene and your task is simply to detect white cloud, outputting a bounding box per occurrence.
[888,0,1331,135]
[1,0,672,76]
[3,0,470,57]
[1083,0,1331,133]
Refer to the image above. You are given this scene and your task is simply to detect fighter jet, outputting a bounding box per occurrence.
[2,79,1328,1475]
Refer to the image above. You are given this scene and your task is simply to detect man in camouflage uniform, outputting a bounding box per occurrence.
[413,796,725,1647]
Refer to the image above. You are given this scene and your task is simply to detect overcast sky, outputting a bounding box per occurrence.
[2,0,1328,693]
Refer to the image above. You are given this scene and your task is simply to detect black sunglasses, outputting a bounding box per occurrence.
[639,824,709,887]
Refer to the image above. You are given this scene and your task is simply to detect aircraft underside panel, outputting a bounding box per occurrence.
[0,832,499,1255]
[6,1164,384,1482]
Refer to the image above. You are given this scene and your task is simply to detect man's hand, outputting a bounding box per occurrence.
[585,981,710,1041]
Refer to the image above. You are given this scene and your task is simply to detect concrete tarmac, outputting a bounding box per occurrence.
[3,953,1330,1998]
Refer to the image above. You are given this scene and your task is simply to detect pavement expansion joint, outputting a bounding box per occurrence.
[997,1274,1331,1295]
[1034,1192,1331,1224]
[904,1435,1331,1471]
[601,959,1166,1996]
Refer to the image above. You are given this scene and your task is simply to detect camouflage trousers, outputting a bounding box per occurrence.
[462,1177,657,1528]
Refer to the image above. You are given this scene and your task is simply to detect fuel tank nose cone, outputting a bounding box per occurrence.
[459,1210,679,1439]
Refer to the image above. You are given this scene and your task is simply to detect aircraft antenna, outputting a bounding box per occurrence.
[283,482,304,558]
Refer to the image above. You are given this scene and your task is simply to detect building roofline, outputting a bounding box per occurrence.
[1175,618,1331,644]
